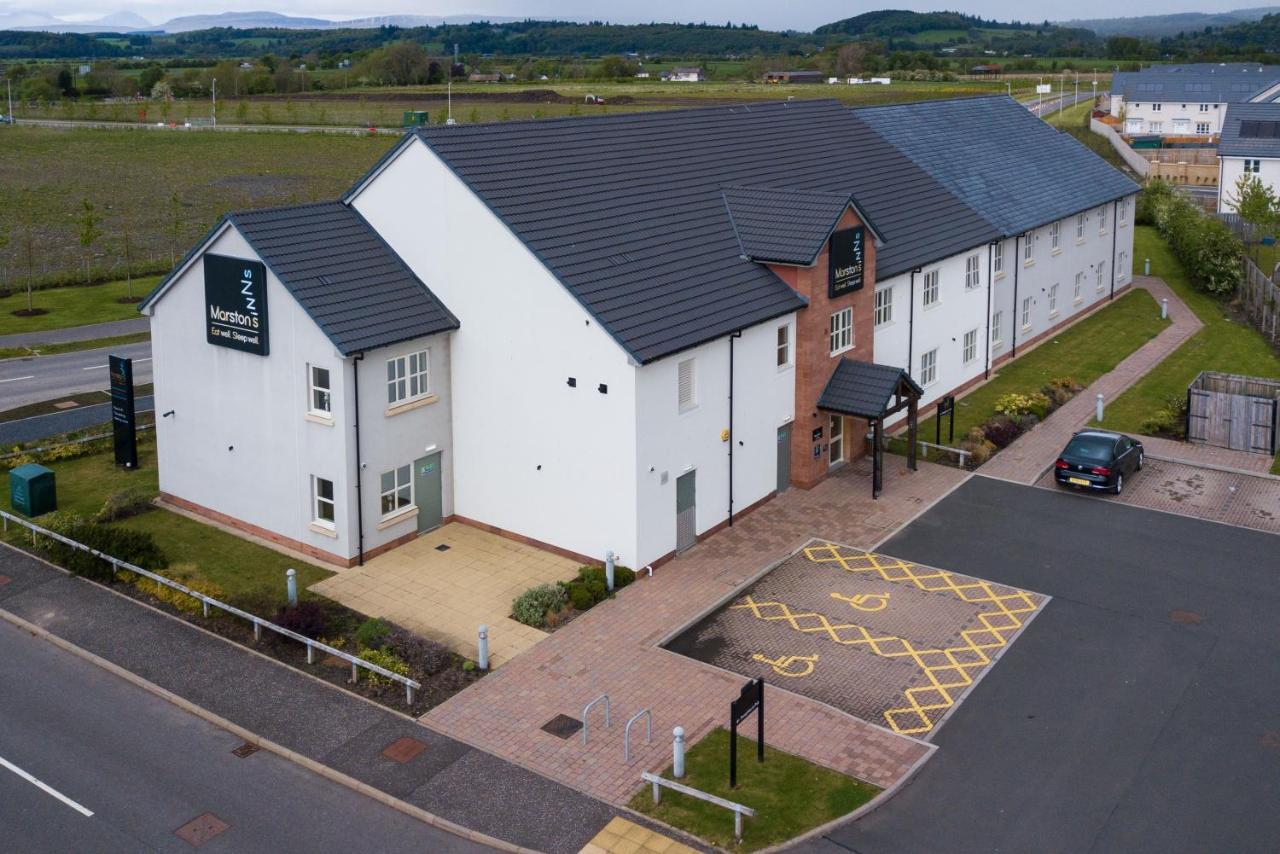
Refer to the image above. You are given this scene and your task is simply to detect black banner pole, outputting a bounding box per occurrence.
[757,680,764,763]
[730,717,738,788]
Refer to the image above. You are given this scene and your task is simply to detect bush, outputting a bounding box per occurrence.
[963,437,997,467]
[92,487,155,523]
[386,627,452,676]
[511,583,568,628]
[354,617,391,650]
[981,415,1023,449]
[1144,179,1242,295]
[358,646,411,687]
[993,392,1050,420]
[565,580,595,611]
[127,562,224,614]
[1140,393,1189,438]
[586,579,607,602]
[274,601,328,639]
[41,513,167,581]
[577,563,635,589]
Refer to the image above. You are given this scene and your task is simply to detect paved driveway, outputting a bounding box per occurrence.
[801,476,1280,854]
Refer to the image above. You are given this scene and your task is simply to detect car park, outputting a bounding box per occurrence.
[1053,429,1144,494]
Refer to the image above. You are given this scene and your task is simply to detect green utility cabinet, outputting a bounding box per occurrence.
[9,463,56,517]
[402,110,429,128]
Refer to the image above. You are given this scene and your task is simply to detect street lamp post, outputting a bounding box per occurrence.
[211,77,216,125]
[1038,76,1043,114]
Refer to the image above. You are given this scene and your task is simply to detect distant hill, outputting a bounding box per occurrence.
[1063,7,1280,38]
[2,8,524,34]
[157,10,333,33]
[815,9,1035,37]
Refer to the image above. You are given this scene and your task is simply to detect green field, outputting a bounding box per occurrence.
[0,277,158,335]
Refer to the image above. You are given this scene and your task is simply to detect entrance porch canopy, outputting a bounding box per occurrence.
[817,358,922,498]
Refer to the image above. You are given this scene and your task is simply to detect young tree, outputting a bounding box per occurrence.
[77,199,103,284]
[168,193,184,266]
[121,217,135,300]
[1229,173,1279,238]
[20,222,36,314]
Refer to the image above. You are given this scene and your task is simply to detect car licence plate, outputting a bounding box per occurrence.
[1068,477,1090,486]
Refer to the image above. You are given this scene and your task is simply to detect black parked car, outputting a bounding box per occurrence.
[1053,430,1144,495]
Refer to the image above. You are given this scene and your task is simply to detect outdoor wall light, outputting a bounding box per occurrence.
[567,377,577,387]
[162,410,175,418]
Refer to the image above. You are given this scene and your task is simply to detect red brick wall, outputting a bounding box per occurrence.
[770,207,878,488]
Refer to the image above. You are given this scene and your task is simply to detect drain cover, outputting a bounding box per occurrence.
[175,813,229,847]
[435,544,451,552]
[1170,609,1202,625]
[231,742,259,758]
[382,736,427,764]
[541,714,583,739]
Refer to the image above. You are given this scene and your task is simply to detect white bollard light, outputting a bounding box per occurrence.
[1096,393,1105,422]
[478,625,490,671]
[672,726,686,779]
[1144,257,1151,276]
[286,568,298,607]
[605,550,616,592]
[1161,298,1168,320]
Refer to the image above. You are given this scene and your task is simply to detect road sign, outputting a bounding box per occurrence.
[729,678,764,788]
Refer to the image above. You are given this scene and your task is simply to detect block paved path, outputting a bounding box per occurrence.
[979,276,1203,485]
[423,458,970,805]
[1136,432,1276,475]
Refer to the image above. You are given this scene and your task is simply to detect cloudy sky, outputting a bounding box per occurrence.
[43,0,1261,31]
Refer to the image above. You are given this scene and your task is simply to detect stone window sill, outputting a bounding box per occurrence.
[309,521,338,538]
[385,394,439,418]
[377,505,418,531]
[305,412,334,427]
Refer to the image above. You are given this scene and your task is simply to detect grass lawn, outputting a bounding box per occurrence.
[1,444,333,606]
[628,729,879,852]
[0,278,158,336]
[1096,227,1280,473]
[907,288,1168,452]
[0,331,149,360]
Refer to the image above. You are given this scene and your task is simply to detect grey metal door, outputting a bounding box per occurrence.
[414,452,443,533]
[776,424,791,493]
[675,471,696,553]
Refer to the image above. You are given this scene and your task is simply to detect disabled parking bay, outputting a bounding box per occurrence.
[665,539,1048,738]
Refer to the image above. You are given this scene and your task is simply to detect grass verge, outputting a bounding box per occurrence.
[0,383,153,424]
[0,278,157,335]
[0,331,149,360]
[627,728,879,852]
[1095,226,1280,473]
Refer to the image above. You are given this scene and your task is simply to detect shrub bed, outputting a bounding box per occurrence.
[1139,180,1241,296]
[511,563,638,630]
[957,377,1082,468]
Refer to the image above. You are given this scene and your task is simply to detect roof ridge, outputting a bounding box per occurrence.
[228,198,343,220]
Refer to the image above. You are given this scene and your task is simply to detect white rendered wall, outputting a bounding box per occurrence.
[633,316,795,566]
[351,139,639,565]
[1219,156,1280,212]
[1118,100,1223,135]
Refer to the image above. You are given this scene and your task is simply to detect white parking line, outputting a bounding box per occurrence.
[0,376,34,383]
[0,754,94,817]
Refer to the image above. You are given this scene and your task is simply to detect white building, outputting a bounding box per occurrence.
[1217,102,1280,213]
[1109,63,1280,137]
[667,66,704,82]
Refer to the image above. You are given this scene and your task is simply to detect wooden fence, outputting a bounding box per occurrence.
[1241,255,1280,342]
[1186,371,1280,455]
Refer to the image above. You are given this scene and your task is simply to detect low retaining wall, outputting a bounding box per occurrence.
[1090,118,1150,177]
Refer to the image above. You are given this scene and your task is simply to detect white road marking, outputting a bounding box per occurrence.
[0,754,94,817]
[0,376,35,383]
[82,357,150,371]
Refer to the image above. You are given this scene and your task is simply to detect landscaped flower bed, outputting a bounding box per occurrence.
[511,564,638,630]
[955,377,1082,467]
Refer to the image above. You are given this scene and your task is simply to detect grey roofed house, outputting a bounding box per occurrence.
[855,95,1140,237]
[141,201,458,356]
[1110,63,1280,104]
[1220,102,1280,158]
[401,99,999,364]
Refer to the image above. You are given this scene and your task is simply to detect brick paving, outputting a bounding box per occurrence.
[421,458,967,805]
[979,276,1204,485]
[1136,433,1276,475]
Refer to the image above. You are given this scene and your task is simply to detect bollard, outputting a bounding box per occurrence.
[286,568,298,607]
[605,550,616,592]
[1161,298,1168,320]
[477,625,490,671]
[1144,257,1150,276]
[1096,393,1105,422]
[673,726,686,779]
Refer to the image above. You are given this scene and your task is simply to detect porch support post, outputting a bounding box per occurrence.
[907,393,919,472]
[872,417,884,499]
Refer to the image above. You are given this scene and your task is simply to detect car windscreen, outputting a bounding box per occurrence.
[1064,436,1115,463]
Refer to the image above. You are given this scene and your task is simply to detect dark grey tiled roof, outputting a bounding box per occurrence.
[855,95,1140,236]
[818,358,921,418]
[143,201,458,355]
[412,100,998,363]
[1111,64,1280,103]
[722,186,857,265]
[1220,102,1280,158]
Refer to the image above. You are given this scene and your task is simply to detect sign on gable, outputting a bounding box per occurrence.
[204,253,269,356]
[828,226,865,299]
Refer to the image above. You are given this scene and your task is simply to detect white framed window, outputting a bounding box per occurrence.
[1119,197,1129,225]
[1245,158,1262,173]
[965,253,981,289]
[312,476,335,526]
[1076,213,1086,240]
[919,348,938,387]
[379,465,413,517]
[308,364,331,415]
[678,358,697,412]
[1149,121,1163,133]
[1050,221,1061,251]
[1098,206,1108,234]
[993,241,1004,276]
[1021,296,1032,330]
[828,415,844,467]
[1199,103,1210,112]
[1049,283,1059,317]
[1119,251,1129,282]
[387,350,430,405]
[1096,261,1106,292]
[874,287,893,327]
[1151,102,1162,112]
[1196,122,1210,135]
[1074,271,1084,303]
[1023,232,1034,263]
[922,269,940,307]
[963,328,977,364]
[829,307,853,355]
[775,324,791,368]
[991,310,1003,348]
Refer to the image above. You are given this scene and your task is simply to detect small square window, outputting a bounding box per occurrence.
[379,465,413,517]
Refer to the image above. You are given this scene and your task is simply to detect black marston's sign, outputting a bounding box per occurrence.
[204,253,269,355]
[109,355,137,469]
[828,226,866,299]
[729,678,764,788]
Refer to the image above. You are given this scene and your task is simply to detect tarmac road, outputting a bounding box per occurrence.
[0,341,152,410]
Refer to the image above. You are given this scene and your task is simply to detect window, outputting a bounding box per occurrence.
[922,269,940,306]
[1098,206,1108,234]
[965,253,981,289]
[1023,232,1034,263]
[775,324,790,368]
[387,350,430,405]
[874,287,893,327]
[379,465,412,517]
[1119,197,1129,224]
[1021,296,1032,329]
[993,241,1004,276]
[963,329,977,364]
[1050,221,1061,251]
[1076,213,1086,240]
[1196,122,1210,135]
[1151,103,1162,112]
[1245,158,1262,173]
[1149,121,1163,133]
[919,348,938,387]
[1096,261,1106,292]
[991,310,1004,347]
[1199,103,1210,112]
[828,415,844,467]
[1119,251,1129,282]
[1049,283,1059,316]
[1075,271,1084,303]
[308,365,331,415]
[678,358,697,411]
[312,476,335,526]
[829,307,853,355]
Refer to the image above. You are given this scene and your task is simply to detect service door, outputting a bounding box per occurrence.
[776,424,791,493]
[675,470,696,553]
[414,452,443,534]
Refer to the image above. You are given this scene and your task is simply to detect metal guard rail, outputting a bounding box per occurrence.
[0,509,422,704]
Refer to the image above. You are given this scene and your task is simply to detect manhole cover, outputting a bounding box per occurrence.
[175,813,229,847]
[230,742,259,758]
[52,401,80,410]
[541,714,583,739]
[1170,609,1202,625]
[1262,731,1280,751]
[435,544,451,552]
[381,736,426,764]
